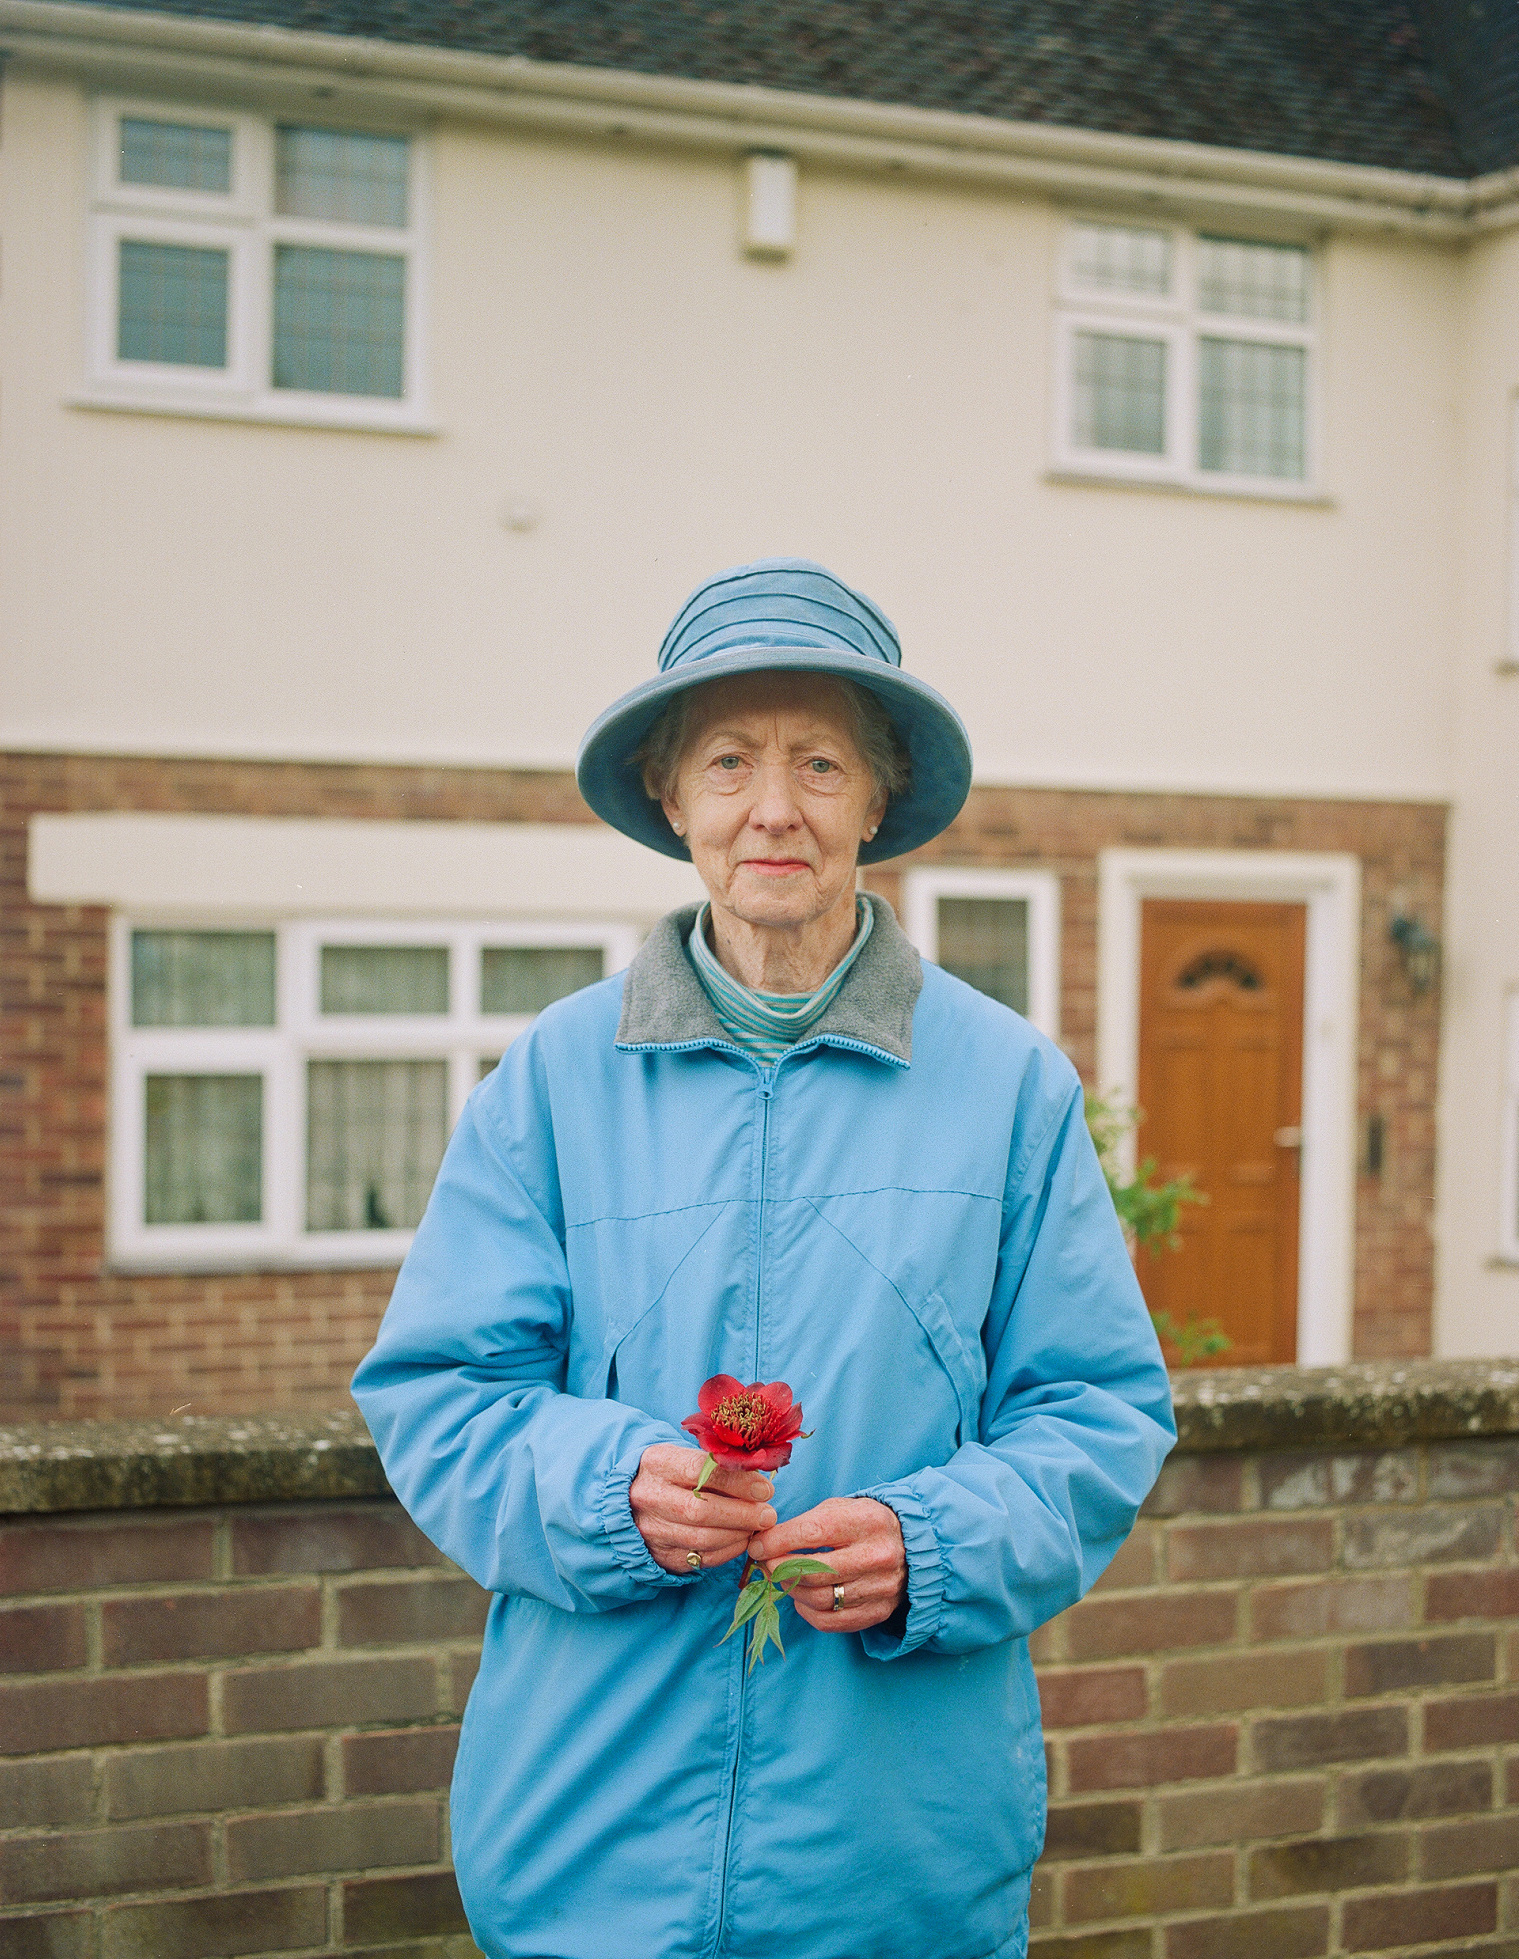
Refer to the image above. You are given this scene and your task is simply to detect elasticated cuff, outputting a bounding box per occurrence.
[598,1465,704,1590]
[853,1480,947,1659]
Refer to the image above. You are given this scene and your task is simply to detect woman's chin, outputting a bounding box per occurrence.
[725,883,826,928]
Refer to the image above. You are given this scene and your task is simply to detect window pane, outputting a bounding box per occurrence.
[117,240,228,368]
[1072,331,1166,455]
[481,946,605,1016]
[272,246,405,398]
[120,117,232,193]
[479,1056,500,1080]
[1198,338,1306,479]
[145,1074,262,1224]
[306,1059,447,1231]
[132,931,276,1027]
[1070,223,1170,297]
[320,945,448,1015]
[936,899,1029,1016]
[1198,237,1309,323]
[276,128,409,227]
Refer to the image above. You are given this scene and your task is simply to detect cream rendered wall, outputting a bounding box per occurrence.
[1,71,1461,803]
[1434,226,1519,1355]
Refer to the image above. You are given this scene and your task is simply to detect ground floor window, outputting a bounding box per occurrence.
[110,917,636,1269]
[901,868,1061,1040]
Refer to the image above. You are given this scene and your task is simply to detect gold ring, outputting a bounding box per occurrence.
[831,1584,845,1612]
[686,1551,702,1570]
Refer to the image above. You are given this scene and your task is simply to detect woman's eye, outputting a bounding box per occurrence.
[717,755,741,771]
[807,758,836,774]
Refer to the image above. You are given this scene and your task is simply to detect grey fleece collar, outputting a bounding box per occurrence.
[616,892,922,1064]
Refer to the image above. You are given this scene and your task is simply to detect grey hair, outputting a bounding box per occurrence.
[633,675,912,808]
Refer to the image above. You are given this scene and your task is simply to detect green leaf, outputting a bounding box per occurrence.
[718,1578,771,1645]
[780,1559,838,1590]
[1084,1092,1208,1255]
[692,1452,718,1497]
[748,1598,786,1672]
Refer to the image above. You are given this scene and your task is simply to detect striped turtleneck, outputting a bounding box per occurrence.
[686,897,875,1067]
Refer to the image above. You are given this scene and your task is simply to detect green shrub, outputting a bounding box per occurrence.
[1084,1093,1228,1367]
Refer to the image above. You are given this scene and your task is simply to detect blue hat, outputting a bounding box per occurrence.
[576,558,973,864]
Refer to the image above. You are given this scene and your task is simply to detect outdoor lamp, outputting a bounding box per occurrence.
[1389,913,1440,994]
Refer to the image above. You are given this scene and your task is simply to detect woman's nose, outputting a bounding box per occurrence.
[747,763,804,830]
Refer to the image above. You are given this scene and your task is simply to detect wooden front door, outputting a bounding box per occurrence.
[1136,899,1306,1365]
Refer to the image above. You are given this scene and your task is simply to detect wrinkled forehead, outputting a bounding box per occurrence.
[678,671,861,752]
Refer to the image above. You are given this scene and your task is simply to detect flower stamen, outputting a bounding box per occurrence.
[712,1389,772,1446]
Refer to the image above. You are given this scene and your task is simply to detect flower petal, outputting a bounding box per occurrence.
[707,1438,765,1465]
[745,1442,795,1471]
[756,1380,793,1417]
[698,1374,744,1415]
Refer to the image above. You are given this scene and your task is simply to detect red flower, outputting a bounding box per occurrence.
[682,1375,805,1473]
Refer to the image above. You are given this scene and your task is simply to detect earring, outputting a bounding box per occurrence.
[864,827,877,840]
[672,821,685,835]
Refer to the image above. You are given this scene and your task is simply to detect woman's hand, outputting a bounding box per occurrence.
[632,1445,777,1575]
[748,1498,907,1633]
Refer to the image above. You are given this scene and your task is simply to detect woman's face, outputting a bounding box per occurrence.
[661,673,887,934]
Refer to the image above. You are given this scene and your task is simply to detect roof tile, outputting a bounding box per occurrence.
[70,0,1519,177]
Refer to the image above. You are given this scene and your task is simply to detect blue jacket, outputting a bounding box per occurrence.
[352,900,1174,1959]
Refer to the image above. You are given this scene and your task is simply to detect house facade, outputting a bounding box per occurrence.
[2,0,1516,1420]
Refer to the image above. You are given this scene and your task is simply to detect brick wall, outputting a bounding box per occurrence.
[0,752,591,1426]
[4,1373,1519,1959]
[1027,1433,1519,1956]
[0,1498,487,1958]
[1,751,1445,1420]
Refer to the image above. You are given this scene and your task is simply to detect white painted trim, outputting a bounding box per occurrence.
[1096,848,1361,1364]
[109,912,638,1272]
[1053,219,1317,493]
[902,866,1061,1042]
[83,94,430,430]
[3,0,1515,238]
[29,813,706,923]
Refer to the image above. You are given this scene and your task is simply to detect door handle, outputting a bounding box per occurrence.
[1274,1126,1303,1149]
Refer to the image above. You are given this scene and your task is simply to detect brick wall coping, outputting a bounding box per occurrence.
[0,1410,385,1516]
[2,1359,1518,1513]
[1168,1357,1519,1454]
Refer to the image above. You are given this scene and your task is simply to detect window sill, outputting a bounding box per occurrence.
[1484,1254,1519,1271]
[1044,468,1334,508]
[110,1234,416,1275]
[70,389,440,437]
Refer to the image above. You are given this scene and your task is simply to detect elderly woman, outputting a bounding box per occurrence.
[352,559,1174,1959]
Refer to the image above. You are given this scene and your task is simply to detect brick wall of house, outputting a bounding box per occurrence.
[865,783,1447,1366]
[1,751,1445,1420]
[3,1382,1517,1959]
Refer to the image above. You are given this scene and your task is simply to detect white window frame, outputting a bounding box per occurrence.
[82,98,432,432]
[1052,221,1318,498]
[902,867,1061,1041]
[1500,989,1519,1264]
[109,915,636,1272]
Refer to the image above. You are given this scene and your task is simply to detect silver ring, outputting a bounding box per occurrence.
[686,1551,702,1570]
[831,1584,845,1612]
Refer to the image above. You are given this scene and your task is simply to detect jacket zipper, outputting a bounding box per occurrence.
[710,1061,775,1959]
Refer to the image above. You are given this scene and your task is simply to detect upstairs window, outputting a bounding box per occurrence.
[111,919,635,1270]
[87,102,425,428]
[1055,222,1314,493]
